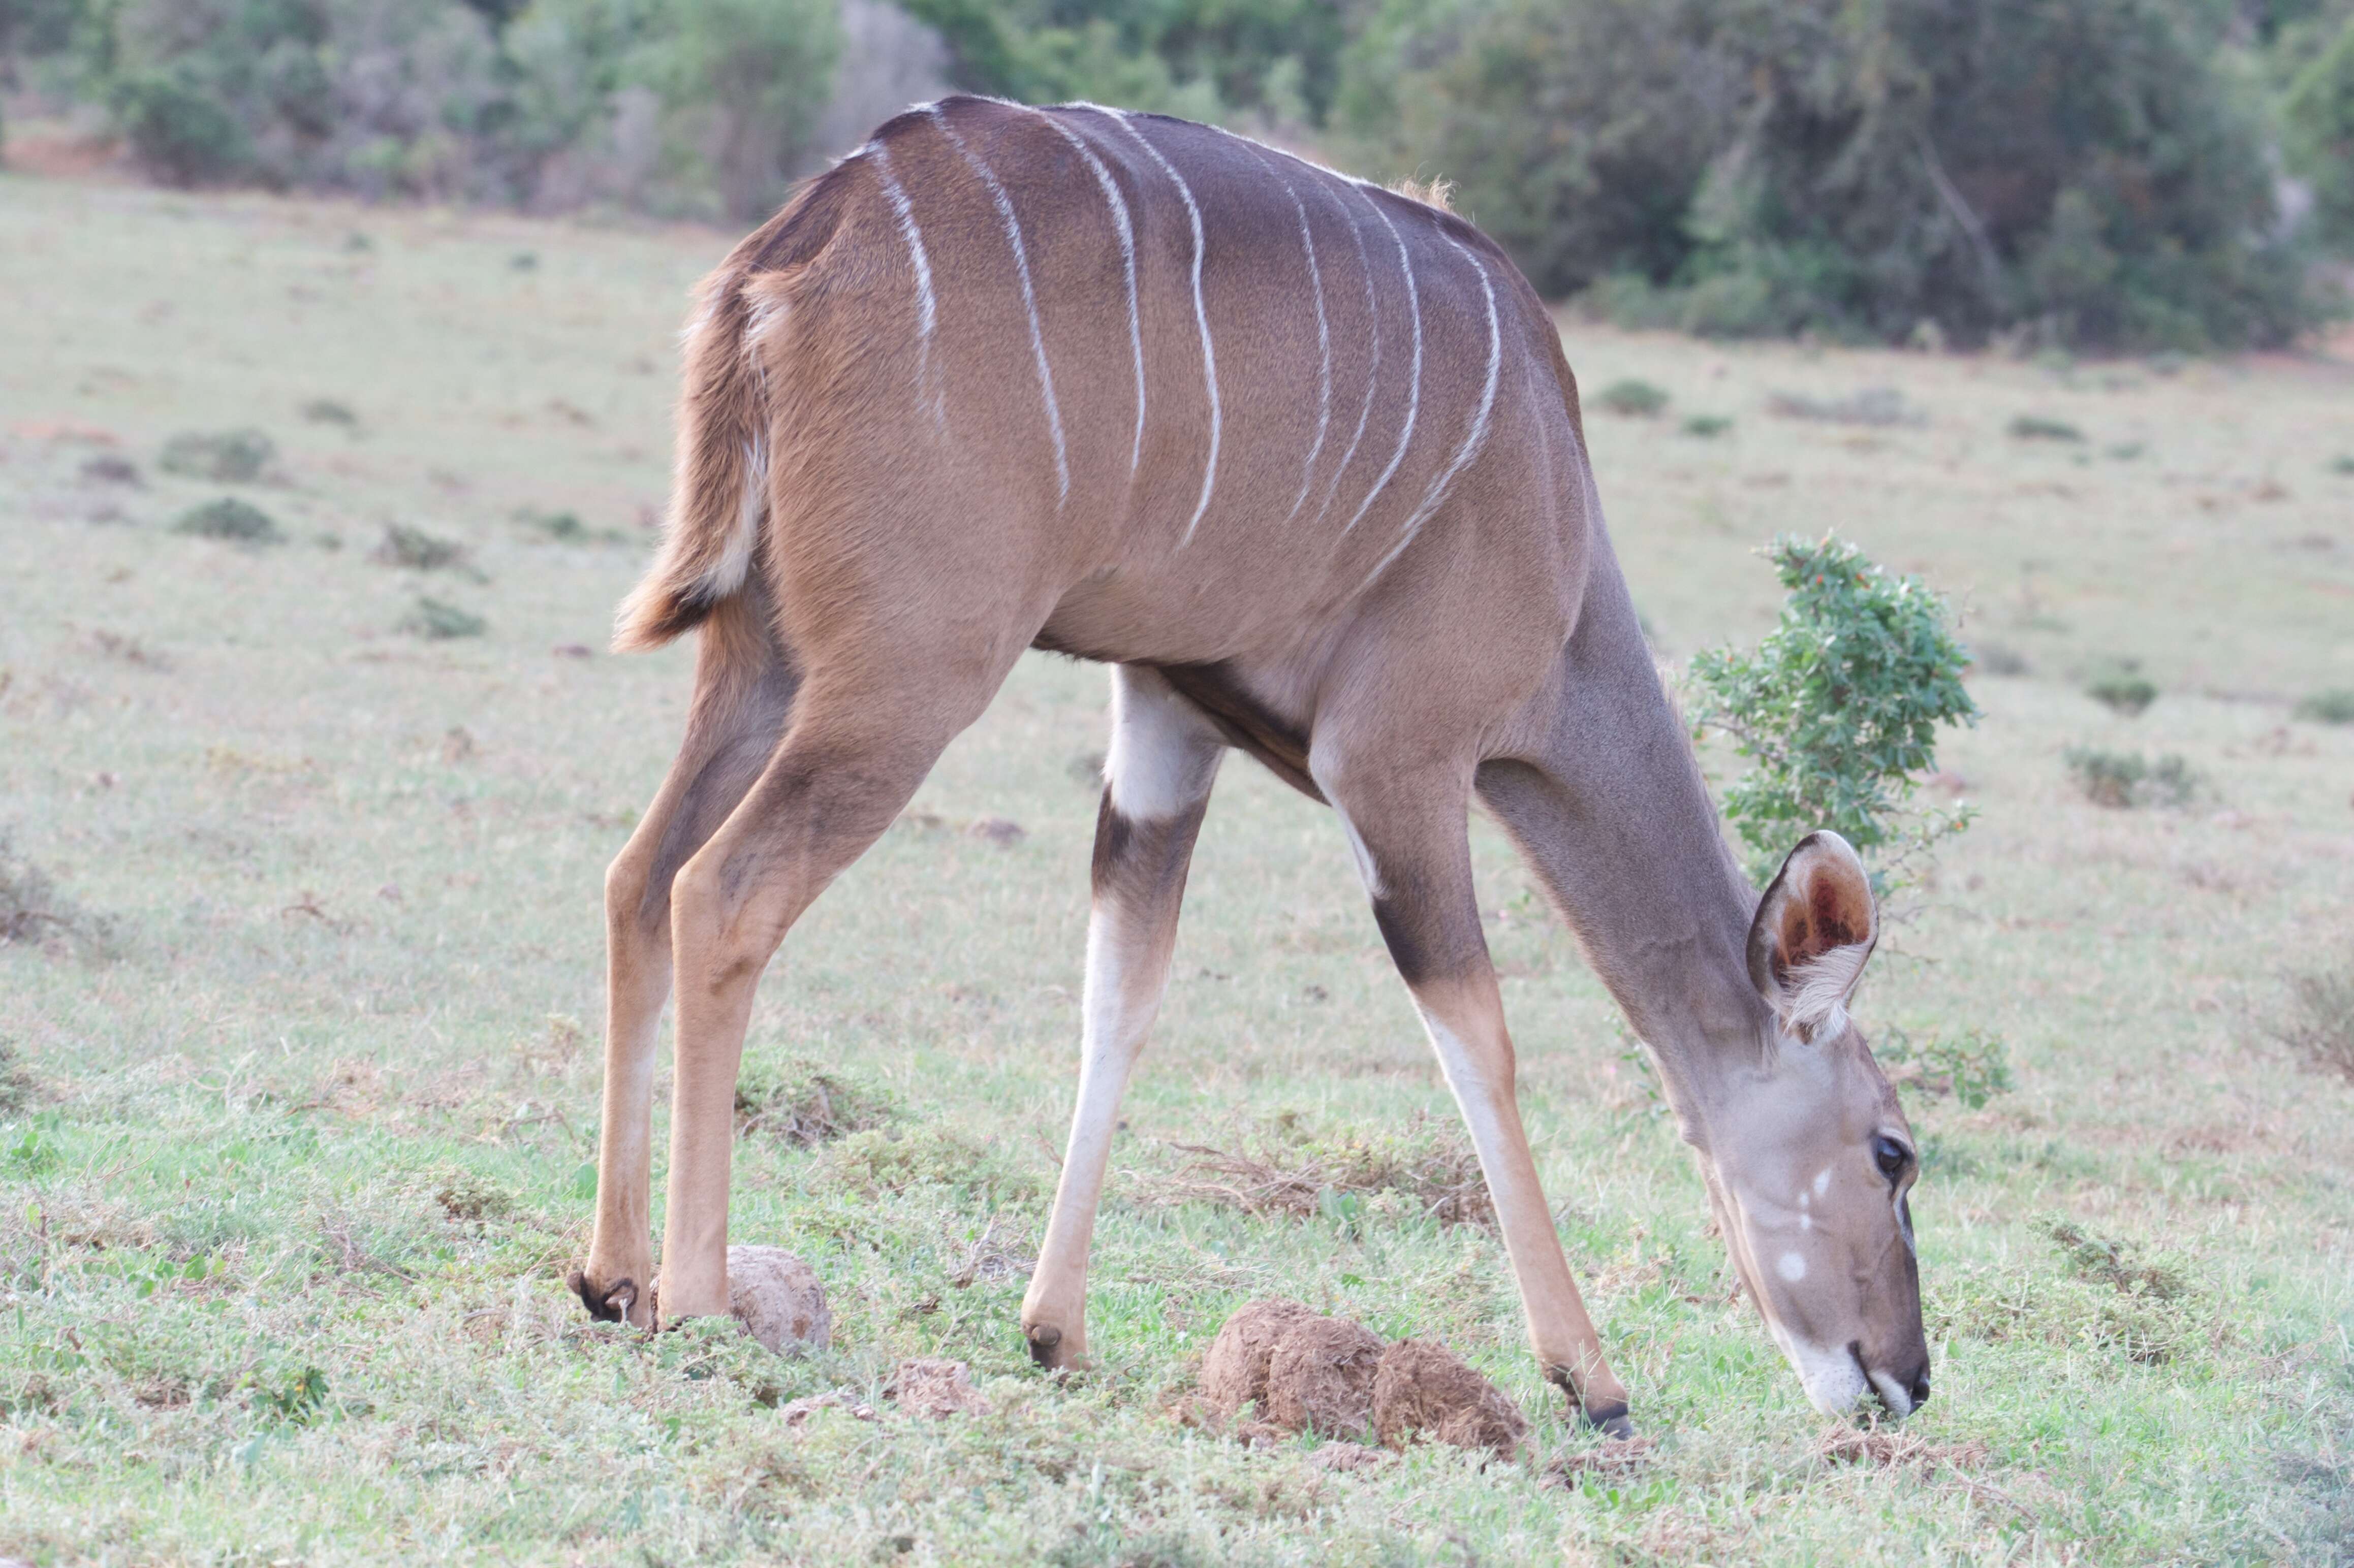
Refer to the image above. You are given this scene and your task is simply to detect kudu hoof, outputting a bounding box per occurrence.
[567,1267,640,1325]
[1578,1399,1637,1441]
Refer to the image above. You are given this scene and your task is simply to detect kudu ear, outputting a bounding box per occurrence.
[1747,831,1878,1042]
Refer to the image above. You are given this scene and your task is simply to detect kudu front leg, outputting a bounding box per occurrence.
[1021,667,1221,1368]
[1319,764,1635,1435]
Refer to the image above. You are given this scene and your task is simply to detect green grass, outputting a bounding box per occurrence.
[2,172,2352,1563]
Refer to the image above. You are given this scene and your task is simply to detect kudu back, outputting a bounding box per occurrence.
[570,95,1931,1431]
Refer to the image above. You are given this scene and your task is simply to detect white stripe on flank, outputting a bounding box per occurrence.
[928,105,1070,505]
[1037,111,1146,476]
[866,142,941,427]
[1361,235,1501,591]
[1090,107,1220,546]
[1312,181,1383,527]
[1341,194,1424,535]
[1241,144,1331,525]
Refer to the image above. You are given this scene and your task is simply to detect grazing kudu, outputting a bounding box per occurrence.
[567,95,1931,1431]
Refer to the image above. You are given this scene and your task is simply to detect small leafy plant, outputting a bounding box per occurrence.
[2267,951,2354,1084]
[1681,414,1733,437]
[2065,748,2199,808]
[2008,414,2084,441]
[2086,659,2158,715]
[1596,378,1669,417]
[399,597,486,639]
[1686,534,1980,890]
[2293,688,2354,724]
[1876,1026,2014,1110]
[173,497,283,544]
[159,428,274,482]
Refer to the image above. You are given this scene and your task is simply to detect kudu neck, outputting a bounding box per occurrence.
[1477,541,1771,1099]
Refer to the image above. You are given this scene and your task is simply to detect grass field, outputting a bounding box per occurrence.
[3,169,2353,1565]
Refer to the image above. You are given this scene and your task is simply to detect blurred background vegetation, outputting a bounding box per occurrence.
[3,0,2349,350]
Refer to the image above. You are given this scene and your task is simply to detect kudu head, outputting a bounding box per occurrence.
[1681,831,1930,1418]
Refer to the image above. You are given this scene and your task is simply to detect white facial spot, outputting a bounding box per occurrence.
[1777,1251,1807,1283]
[1813,1168,1832,1198]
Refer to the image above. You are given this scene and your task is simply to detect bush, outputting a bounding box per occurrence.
[2283,14,2354,249]
[734,1056,900,1145]
[2008,415,2084,442]
[399,597,486,639]
[1876,1026,2014,1110]
[2267,952,2354,1085]
[1594,377,1669,417]
[371,524,473,574]
[1686,534,1980,888]
[172,497,282,543]
[2293,689,2354,724]
[2086,661,2158,716]
[1766,387,1921,426]
[2064,747,2199,808]
[113,69,252,185]
[159,428,274,483]
[1681,414,1733,438]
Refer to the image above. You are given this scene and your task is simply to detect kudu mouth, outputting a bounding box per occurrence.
[1850,1340,1931,1419]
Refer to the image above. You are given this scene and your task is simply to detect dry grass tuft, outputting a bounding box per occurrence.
[1154,1111,1490,1228]
[2267,953,2354,1084]
[1816,1427,1992,1469]
[734,1056,899,1145]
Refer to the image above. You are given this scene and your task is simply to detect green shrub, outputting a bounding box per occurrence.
[112,70,252,185]
[2293,689,2354,724]
[2009,414,2084,442]
[1766,387,1921,426]
[1877,1026,2014,1110]
[2267,952,2354,1085]
[2330,456,2354,476]
[2283,14,2354,249]
[2086,661,2157,716]
[1972,641,2030,677]
[1595,377,1669,417]
[1686,534,1980,888]
[735,1056,900,1145]
[399,597,486,639]
[1680,414,1733,438]
[371,524,473,574]
[300,398,358,426]
[820,1125,1035,1202]
[2064,748,2199,808]
[159,428,274,483]
[171,497,283,544]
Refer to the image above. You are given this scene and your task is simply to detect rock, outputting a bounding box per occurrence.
[1263,1315,1385,1439]
[1200,1298,1317,1421]
[652,1245,831,1352]
[885,1357,990,1419]
[1371,1338,1528,1458]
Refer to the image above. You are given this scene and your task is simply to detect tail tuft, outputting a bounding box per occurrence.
[612,280,769,653]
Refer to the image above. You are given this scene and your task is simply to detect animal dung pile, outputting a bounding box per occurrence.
[1200,1299,1527,1458]
[884,1357,991,1419]
[652,1245,831,1353]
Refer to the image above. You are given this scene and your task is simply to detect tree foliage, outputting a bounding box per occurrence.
[1686,535,1980,890]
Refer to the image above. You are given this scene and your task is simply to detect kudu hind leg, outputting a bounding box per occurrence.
[1021,667,1222,1368]
[655,658,1015,1324]
[1316,761,1636,1434]
[574,601,796,1327]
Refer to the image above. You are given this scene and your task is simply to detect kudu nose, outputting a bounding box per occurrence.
[1906,1364,1931,1411]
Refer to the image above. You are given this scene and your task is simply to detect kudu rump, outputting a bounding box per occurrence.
[569,95,1931,1430]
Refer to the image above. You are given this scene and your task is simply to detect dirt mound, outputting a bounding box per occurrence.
[650,1245,829,1353]
[1372,1338,1528,1457]
[1200,1300,1530,1456]
[727,1246,831,1353]
[886,1357,990,1419]
[1200,1298,1316,1420]
[1264,1315,1386,1437]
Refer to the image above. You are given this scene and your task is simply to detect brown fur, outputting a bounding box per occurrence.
[576,98,1930,1432]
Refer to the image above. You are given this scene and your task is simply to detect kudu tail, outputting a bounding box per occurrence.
[613,165,862,654]
[612,277,770,653]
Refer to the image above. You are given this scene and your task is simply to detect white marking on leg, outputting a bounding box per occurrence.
[1036,112,1146,475]
[1235,144,1331,524]
[1089,108,1220,545]
[1311,184,1383,527]
[1416,1014,1512,1169]
[1104,667,1220,822]
[1359,234,1502,591]
[929,105,1070,506]
[1340,195,1423,535]
[867,142,941,428]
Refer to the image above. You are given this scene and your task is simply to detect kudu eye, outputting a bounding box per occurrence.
[1872,1135,1912,1182]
